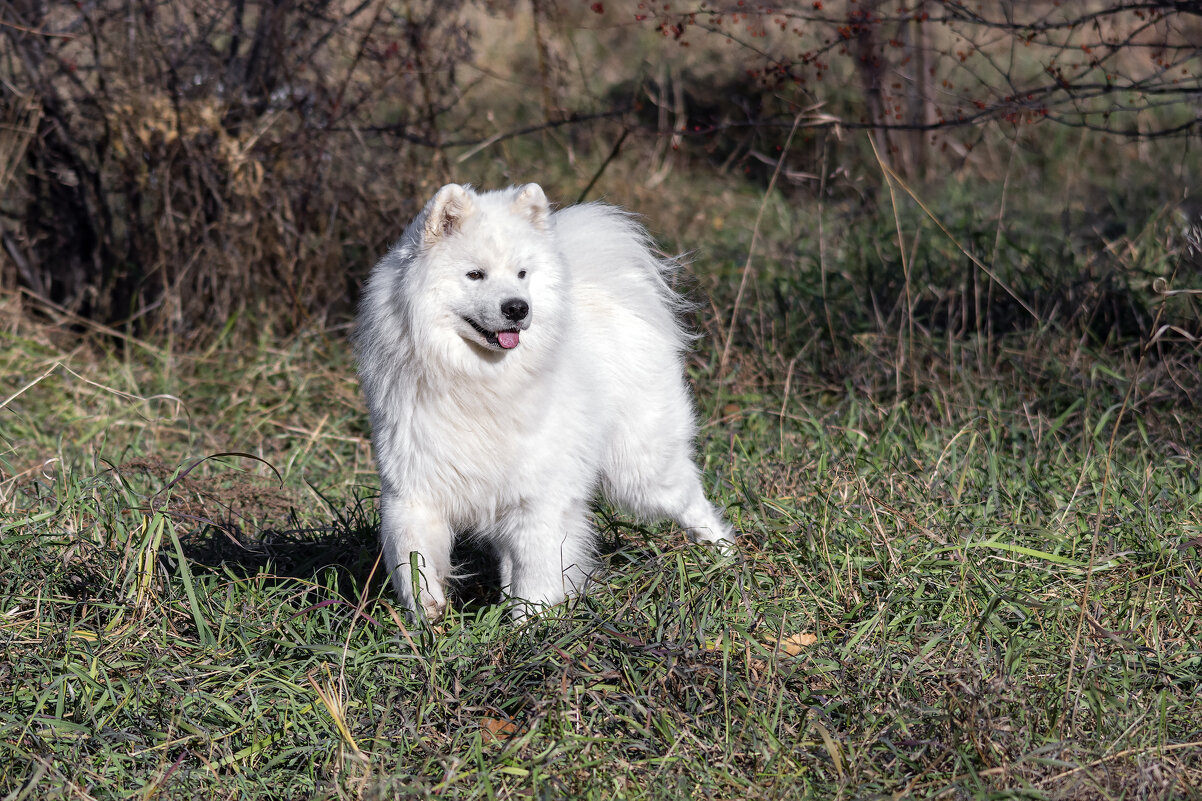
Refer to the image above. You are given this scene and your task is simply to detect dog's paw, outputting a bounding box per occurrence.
[689,526,739,560]
[689,524,736,546]
[421,594,447,621]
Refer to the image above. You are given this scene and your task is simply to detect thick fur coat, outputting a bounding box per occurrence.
[354,183,733,618]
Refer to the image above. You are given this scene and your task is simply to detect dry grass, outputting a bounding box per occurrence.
[2,179,1201,795]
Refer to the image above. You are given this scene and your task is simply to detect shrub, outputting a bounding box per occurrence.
[0,0,472,339]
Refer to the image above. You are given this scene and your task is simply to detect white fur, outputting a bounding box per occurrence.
[354,183,734,619]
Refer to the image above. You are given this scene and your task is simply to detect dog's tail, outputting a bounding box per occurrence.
[553,202,698,345]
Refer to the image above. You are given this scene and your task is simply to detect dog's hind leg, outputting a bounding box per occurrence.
[379,491,454,620]
[605,446,735,547]
[674,484,735,547]
[657,463,736,547]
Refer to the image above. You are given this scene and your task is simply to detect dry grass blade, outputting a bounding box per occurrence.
[719,107,810,376]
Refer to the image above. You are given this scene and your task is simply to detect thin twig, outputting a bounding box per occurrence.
[577,127,630,204]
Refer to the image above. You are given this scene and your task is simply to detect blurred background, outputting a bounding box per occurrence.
[2,0,1199,368]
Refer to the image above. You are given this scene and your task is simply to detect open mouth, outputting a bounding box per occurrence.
[465,317,520,349]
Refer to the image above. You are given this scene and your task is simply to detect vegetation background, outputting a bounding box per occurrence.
[1,1,1200,798]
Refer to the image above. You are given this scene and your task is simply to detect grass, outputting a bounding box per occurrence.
[2,167,1201,799]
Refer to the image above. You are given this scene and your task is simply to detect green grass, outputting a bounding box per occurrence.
[2,158,1202,798]
[2,314,1199,799]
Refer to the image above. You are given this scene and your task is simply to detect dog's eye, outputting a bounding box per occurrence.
[518,270,527,279]
[466,270,485,281]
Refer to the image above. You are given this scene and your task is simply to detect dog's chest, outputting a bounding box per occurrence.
[406,397,541,506]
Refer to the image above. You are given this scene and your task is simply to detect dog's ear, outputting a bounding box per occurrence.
[423,184,474,242]
[512,183,550,229]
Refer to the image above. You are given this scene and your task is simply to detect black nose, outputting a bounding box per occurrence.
[501,298,529,322]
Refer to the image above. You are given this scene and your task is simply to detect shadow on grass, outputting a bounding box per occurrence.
[115,456,387,603]
[116,456,647,619]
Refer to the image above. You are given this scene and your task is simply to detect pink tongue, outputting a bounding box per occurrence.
[497,330,520,349]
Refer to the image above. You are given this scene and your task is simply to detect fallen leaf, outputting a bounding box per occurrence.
[776,632,818,655]
[480,717,521,743]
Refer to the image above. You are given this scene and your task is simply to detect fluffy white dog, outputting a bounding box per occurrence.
[354,183,734,619]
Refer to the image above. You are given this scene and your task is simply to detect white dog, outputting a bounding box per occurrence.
[354,183,734,619]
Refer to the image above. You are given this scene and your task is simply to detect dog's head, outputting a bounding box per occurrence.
[401,183,564,364]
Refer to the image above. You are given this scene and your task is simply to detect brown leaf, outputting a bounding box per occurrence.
[777,632,818,655]
[480,717,521,743]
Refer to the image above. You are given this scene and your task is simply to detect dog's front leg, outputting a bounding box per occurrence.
[379,491,453,620]
[502,500,595,618]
